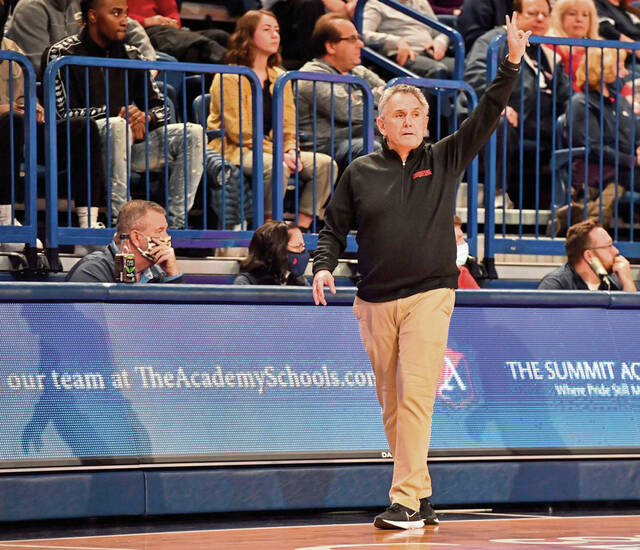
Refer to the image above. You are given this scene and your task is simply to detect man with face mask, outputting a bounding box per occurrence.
[65,200,183,283]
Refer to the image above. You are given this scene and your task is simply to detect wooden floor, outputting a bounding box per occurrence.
[1,514,640,549]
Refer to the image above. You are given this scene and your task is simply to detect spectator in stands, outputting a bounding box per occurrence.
[44,0,205,229]
[6,0,156,74]
[234,219,310,285]
[66,199,183,282]
[207,10,336,231]
[549,0,601,88]
[538,219,636,290]
[126,0,229,64]
[594,0,640,43]
[464,0,571,209]
[551,48,629,236]
[267,0,355,68]
[454,215,488,288]
[0,0,104,252]
[430,0,462,16]
[458,0,513,52]
[312,14,529,530]
[297,14,384,175]
[362,0,455,78]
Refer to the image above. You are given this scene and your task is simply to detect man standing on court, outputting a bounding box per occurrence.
[312,14,531,530]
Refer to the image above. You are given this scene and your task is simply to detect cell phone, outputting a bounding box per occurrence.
[587,256,608,279]
[587,256,611,289]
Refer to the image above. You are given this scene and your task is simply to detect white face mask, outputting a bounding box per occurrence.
[456,242,469,267]
[136,234,171,261]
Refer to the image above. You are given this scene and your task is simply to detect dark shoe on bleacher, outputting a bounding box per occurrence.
[419,498,439,525]
[373,503,423,530]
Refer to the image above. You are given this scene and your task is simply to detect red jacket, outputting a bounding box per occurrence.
[127,0,182,27]
[457,266,480,289]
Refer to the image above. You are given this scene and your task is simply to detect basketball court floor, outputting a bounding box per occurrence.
[1,504,639,549]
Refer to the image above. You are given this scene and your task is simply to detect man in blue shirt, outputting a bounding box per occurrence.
[538,220,636,291]
[65,200,183,283]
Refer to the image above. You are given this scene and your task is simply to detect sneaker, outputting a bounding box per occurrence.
[373,503,423,530]
[494,191,514,209]
[419,498,439,525]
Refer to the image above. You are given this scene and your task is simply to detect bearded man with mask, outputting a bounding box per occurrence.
[234,220,311,286]
[65,200,183,283]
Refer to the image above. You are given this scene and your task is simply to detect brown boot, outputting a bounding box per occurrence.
[587,183,626,228]
[547,202,585,237]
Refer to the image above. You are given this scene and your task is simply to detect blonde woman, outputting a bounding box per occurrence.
[549,0,600,87]
[207,10,336,230]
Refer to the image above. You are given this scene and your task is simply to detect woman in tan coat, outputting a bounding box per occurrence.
[207,9,336,229]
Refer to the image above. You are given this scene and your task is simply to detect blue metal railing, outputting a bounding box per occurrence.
[353,0,465,80]
[43,57,264,264]
[0,51,38,252]
[484,35,640,262]
[272,71,375,248]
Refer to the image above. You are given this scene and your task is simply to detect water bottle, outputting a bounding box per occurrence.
[114,233,136,283]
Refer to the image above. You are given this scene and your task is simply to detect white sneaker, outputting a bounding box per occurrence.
[494,192,514,209]
[0,242,27,253]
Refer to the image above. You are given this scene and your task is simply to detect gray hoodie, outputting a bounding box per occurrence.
[6,0,156,74]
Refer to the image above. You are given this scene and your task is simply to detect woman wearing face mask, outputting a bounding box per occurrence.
[234,220,311,285]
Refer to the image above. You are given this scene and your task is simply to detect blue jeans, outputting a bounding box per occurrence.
[96,118,204,228]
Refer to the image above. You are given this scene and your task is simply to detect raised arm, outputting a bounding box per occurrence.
[505,12,531,65]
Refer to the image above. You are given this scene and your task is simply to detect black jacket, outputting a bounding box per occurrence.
[457,0,512,53]
[595,0,640,41]
[233,266,309,286]
[43,28,167,128]
[65,242,183,283]
[313,59,520,302]
[508,44,571,141]
[568,88,639,175]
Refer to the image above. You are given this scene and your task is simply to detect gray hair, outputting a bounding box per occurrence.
[377,84,429,118]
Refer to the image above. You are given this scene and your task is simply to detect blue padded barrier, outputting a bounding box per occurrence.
[3,460,640,521]
[0,471,144,522]
[2,283,638,308]
[146,465,391,514]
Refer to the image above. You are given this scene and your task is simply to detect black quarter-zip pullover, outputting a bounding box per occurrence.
[313,59,520,302]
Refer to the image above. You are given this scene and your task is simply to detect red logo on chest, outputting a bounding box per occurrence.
[412,169,432,180]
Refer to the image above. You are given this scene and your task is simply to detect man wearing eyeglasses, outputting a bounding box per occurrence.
[538,219,637,291]
[65,200,183,283]
[298,14,385,175]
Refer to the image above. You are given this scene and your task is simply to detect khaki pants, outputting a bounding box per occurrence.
[243,150,336,217]
[353,288,455,512]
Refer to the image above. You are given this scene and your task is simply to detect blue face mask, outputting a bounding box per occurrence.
[288,250,310,278]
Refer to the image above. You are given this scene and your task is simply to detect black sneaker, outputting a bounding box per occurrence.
[373,503,423,530]
[420,498,439,525]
